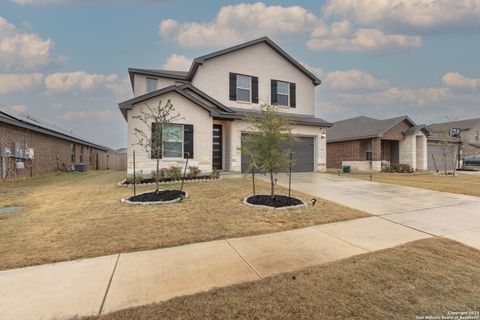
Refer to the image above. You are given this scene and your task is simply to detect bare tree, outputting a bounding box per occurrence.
[132,99,182,192]
[431,115,459,176]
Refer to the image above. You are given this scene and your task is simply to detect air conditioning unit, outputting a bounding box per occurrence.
[25,148,34,159]
[1,147,11,157]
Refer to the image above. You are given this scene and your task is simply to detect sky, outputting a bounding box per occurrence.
[1,0,480,149]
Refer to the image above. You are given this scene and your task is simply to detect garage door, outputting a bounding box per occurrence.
[241,134,315,173]
[427,143,456,171]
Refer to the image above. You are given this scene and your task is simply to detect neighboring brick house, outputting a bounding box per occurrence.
[326,116,431,172]
[0,110,123,181]
[119,37,331,176]
[428,118,480,171]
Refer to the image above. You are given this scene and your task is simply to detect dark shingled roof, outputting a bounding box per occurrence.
[327,115,428,143]
[0,110,109,150]
[118,84,331,127]
[128,37,321,87]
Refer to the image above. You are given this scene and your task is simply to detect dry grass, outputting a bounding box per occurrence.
[0,171,368,270]
[338,172,480,197]
[86,238,480,320]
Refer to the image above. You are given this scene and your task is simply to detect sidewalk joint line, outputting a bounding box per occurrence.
[98,253,120,315]
[377,215,437,237]
[226,239,263,280]
[312,227,372,253]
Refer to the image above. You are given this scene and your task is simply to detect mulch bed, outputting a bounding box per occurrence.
[127,190,186,203]
[245,195,304,208]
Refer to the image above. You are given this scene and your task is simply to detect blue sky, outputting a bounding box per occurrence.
[1,0,480,148]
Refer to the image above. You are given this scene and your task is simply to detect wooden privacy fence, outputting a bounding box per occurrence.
[95,152,127,171]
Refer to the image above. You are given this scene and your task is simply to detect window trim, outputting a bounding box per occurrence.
[236,74,252,103]
[146,77,158,93]
[160,124,184,159]
[276,80,290,107]
[364,140,373,161]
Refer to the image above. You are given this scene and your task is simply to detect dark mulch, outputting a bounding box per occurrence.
[124,175,217,185]
[246,195,303,208]
[128,190,186,203]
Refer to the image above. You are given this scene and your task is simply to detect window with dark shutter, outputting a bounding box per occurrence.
[271,80,277,105]
[151,122,162,159]
[252,76,259,103]
[229,73,237,101]
[290,83,296,108]
[183,125,194,159]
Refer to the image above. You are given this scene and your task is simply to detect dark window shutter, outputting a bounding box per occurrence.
[183,124,194,159]
[151,123,162,159]
[252,76,259,103]
[271,80,277,105]
[290,83,296,108]
[229,73,237,101]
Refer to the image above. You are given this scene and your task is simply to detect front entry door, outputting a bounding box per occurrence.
[212,124,222,170]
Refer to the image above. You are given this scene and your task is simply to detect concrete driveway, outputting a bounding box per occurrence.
[272,173,480,249]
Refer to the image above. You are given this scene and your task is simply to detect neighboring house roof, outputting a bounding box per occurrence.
[428,118,480,142]
[117,84,331,127]
[128,37,321,87]
[0,110,108,150]
[326,115,429,143]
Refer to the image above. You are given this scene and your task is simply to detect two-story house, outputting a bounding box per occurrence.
[118,37,331,176]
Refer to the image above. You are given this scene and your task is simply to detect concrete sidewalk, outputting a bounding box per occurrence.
[0,216,430,320]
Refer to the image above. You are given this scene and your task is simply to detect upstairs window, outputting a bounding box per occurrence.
[277,81,289,106]
[147,77,157,93]
[236,75,251,102]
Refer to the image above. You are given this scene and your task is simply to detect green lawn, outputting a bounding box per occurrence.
[0,171,368,270]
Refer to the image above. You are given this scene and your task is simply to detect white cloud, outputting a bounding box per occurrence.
[323,0,480,33]
[0,104,28,113]
[0,16,56,72]
[44,71,119,93]
[0,73,44,94]
[159,2,319,48]
[162,54,192,71]
[61,110,115,120]
[325,69,390,90]
[442,72,480,89]
[307,28,422,53]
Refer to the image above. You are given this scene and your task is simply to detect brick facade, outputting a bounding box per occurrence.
[0,122,108,181]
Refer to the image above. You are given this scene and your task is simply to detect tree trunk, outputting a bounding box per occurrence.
[443,149,447,175]
[156,148,160,193]
[270,170,275,199]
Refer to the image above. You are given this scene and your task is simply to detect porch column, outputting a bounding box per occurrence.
[416,135,428,171]
[399,134,417,170]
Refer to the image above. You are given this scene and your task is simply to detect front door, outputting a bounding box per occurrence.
[212,124,222,170]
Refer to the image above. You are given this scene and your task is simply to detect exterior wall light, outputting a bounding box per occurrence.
[321,132,326,139]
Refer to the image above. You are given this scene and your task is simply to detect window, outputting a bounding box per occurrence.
[365,140,372,161]
[236,74,251,102]
[147,78,157,93]
[277,81,289,106]
[151,123,184,158]
[163,124,183,158]
[89,147,93,163]
[71,144,76,162]
[80,145,84,163]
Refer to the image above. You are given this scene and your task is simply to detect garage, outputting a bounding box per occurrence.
[427,143,456,172]
[241,134,315,173]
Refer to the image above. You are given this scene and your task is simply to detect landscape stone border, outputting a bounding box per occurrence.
[117,177,222,187]
[121,191,189,205]
[243,195,307,210]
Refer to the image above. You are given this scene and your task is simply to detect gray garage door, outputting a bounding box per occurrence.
[427,143,456,172]
[241,134,315,173]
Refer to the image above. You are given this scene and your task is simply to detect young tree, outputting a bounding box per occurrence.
[133,99,182,192]
[240,104,297,198]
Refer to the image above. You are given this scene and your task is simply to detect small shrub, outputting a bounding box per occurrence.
[159,168,168,179]
[187,166,201,178]
[169,166,182,181]
[399,164,412,173]
[210,170,220,179]
[127,175,142,184]
[382,163,413,173]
